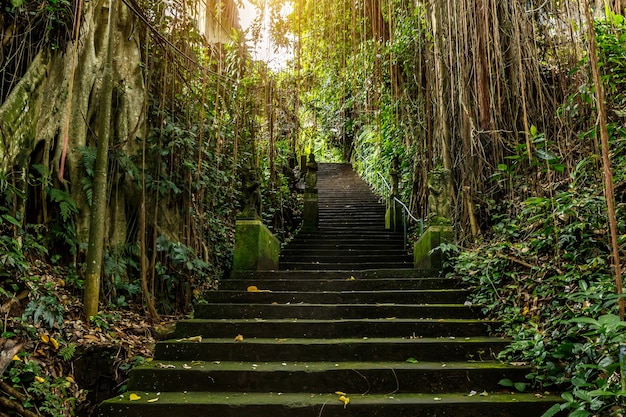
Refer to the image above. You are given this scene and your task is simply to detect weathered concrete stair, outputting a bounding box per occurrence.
[100,163,562,416]
[280,163,413,270]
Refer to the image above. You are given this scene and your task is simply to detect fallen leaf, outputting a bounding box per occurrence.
[176,336,202,342]
[66,376,75,383]
[346,276,356,281]
[147,397,159,403]
[129,393,141,401]
[234,334,244,342]
[41,334,50,344]
[182,364,191,369]
[50,337,59,350]
[35,376,45,383]
[157,363,176,369]
[247,286,260,292]
[335,391,347,396]
[12,355,21,361]
[338,395,350,408]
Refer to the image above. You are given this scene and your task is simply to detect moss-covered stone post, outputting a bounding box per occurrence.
[302,153,318,231]
[385,156,403,231]
[414,166,453,269]
[233,166,280,271]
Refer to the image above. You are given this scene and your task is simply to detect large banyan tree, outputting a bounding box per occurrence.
[0,0,248,315]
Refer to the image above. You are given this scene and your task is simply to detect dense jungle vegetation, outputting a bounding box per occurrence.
[1,0,625,416]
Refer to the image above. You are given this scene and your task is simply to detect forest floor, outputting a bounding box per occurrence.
[1,260,179,417]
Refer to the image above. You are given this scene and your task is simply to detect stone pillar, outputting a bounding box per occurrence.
[233,218,280,271]
[385,156,403,231]
[232,164,280,271]
[414,225,453,269]
[414,167,453,270]
[302,153,319,231]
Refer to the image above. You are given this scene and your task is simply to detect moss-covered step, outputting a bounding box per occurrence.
[279,252,413,263]
[218,277,456,291]
[154,337,509,363]
[127,360,529,394]
[172,318,499,339]
[201,289,468,304]
[100,391,565,417]
[193,302,482,320]
[280,261,414,270]
[228,268,440,280]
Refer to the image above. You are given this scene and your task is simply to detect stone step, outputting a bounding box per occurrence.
[280,252,412,261]
[173,318,497,339]
[154,337,508,362]
[283,241,406,250]
[228,269,439,280]
[127,360,528,393]
[201,289,468,305]
[219,277,456,291]
[193,303,480,320]
[280,261,413,270]
[102,391,564,417]
[279,248,409,258]
[294,230,404,237]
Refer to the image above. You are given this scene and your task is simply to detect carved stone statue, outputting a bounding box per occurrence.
[427,167,451,225]
[240,166,262,219]
[390,156,399,197]
[305,153,318,192]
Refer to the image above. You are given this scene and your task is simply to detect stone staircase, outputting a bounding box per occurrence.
[100,163,562,416]
[280,164,412,270]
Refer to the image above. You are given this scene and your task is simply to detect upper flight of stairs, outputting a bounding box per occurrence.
[100,163,563,417]
[280,163,413,270]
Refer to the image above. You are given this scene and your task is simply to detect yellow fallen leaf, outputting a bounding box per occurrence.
[34,376,45,383]
[176,336,202,342]
[346,276,356,281]
[129,393,141,401]
[147,397,159,403]
[234,334,244,342]
[247,286,260,292]
[335,391,347,396]
[338,395,350,408]
[12,355,21,361]
[147,358,153,362]
[41,334,50,343]
[50,337,59,350]
[66,376,75,383]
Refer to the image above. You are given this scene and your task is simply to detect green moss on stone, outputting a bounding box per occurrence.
[414,226,453,270]
[232,219,280,271]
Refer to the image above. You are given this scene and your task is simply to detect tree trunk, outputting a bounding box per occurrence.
[84,0,118,320]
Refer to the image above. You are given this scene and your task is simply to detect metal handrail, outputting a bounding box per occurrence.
[377,172,424,249]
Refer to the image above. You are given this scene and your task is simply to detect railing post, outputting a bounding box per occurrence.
[233,165,280,271]
[302,153,319,231]
[385,156,403,232]
[414,166,453,270]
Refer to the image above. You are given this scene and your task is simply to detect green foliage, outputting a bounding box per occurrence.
[89,311,120,330]
[6,359,78,416]
[59,342,77,361]
[452,164,625,415]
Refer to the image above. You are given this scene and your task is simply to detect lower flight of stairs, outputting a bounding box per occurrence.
[100,269,563,417]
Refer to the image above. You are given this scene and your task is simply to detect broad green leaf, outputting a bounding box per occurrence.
[498,378,513,387]
[513,382,527,392]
